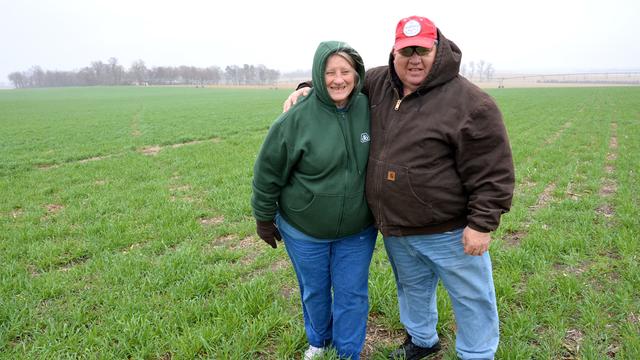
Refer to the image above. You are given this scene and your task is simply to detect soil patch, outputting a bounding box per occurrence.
[599,180,617,197]
[58,255,90,272]
[171,138,220,148]
[37,163,60,170]
[170,185,191,192]
[362,317,406,359]
[503,230,526,247]
[595,204,615,218]
[78,155,113,163]
[140,146,162,156]
[46,204,64,213]
[206,234,236,251]
[561,328,584,359]
[531,183,556,210]
[199,216,224,226]
[554,261,591,276]
[231,235,257,251]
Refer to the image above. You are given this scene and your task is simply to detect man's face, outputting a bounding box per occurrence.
[393,45,437,95]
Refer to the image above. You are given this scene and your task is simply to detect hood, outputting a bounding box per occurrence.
[388,29,461,94]
[311,41,366,108]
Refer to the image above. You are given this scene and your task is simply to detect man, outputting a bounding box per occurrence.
[285,16,514,360]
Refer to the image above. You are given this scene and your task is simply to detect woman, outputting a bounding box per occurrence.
[251,41,376,359]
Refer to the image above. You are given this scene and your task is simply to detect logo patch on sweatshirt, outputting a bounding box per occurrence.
[360,132,370,143]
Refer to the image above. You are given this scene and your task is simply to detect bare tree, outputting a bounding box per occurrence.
[468,61,476,80]
[76,66,95,85]
[28,66,46,87]
[149,66,174,85]
[477,60,485,82]
[225,65,240,85]
[243,64,257,85]
[90,61,108,85]
[206,66,222,85]
[265,68,280,85]
[129,60,148,85]
[8,60,278,88]
[8,72,27,88]
[484,63,495,82]
[106,57,124,85]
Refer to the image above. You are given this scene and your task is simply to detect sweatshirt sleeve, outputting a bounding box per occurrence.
[251,118,295,222]
[456,98,515,232]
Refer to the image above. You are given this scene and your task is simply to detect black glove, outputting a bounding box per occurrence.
[256,220,282,248]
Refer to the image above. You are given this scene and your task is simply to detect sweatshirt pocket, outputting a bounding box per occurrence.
[281,187,342,238]
[340,191,373,235]
[378,162,433,227]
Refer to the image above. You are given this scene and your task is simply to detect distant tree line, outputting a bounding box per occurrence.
[460,60,495,81]
[8,57,280,88]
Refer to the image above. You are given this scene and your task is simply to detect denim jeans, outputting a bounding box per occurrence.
[383,228,499,360]
[276,214,377,359]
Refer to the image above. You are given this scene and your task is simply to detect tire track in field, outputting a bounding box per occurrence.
[206,232,290,278]
[131,106,144,137]
[502,113,583,247]
[139,137,221,156]
[544,121,572,146]
[504,119,616,247]
[36,136,222,170]
[21,204,94,276]
[596,121,618,221]
[502,119,572,246]
[519,120,573,167]
[551,122,620,359]
[205,232,294,305]
[502,182,557,247]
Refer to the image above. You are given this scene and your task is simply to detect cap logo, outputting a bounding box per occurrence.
[403,20,421,37]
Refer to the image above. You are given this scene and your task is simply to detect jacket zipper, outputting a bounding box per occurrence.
[376,90,404,230]
[336,110,348,236]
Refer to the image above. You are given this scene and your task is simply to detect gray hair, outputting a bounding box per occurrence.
[328,51,361,87]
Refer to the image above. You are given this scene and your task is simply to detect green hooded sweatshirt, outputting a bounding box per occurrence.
[251,41,372,239]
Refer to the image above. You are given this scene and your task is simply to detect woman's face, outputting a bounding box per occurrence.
[324,54,356,108]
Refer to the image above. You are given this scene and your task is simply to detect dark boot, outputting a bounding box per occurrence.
[388,333,441,360]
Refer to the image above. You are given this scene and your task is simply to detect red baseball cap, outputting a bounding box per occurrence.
[394,16,437,50]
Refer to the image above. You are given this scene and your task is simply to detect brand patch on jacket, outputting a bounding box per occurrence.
[360,132,370,143]
[387,171,396,181]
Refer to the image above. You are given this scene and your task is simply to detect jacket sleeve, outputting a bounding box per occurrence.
[456,98,515,232]
[296,81,312,90]
[251,119,296,221]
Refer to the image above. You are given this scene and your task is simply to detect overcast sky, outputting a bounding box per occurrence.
[2,0,639,84]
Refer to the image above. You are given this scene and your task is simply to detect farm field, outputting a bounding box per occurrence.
[1,86,639,359]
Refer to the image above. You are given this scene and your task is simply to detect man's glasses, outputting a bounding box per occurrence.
[397,42,437,57]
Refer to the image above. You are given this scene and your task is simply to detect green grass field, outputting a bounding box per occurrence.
[1,86,638,359]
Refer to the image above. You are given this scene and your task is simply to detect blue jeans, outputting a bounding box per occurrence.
[383,228,499,360]
[276,214,377,359]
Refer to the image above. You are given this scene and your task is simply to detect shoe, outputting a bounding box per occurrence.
[388,334,441,359]
[304,345,325,360]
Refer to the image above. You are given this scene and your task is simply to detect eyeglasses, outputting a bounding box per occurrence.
[397,42,437,57]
